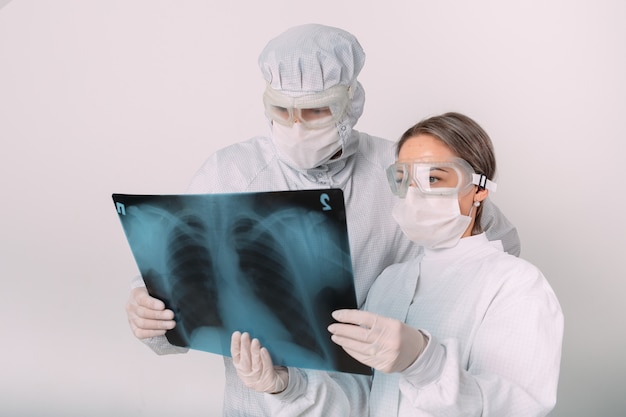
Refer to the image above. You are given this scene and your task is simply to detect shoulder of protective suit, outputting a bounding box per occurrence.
[353,130,397,170]
[186,136,276,193]
[474,248,550,291]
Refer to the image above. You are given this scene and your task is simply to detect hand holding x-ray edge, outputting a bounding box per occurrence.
[230,308,428,394]
[231,331,289,394]
[328,309,428,373]
[126,287,176,339]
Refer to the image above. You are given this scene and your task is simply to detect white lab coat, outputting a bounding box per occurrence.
[267,233,563,417]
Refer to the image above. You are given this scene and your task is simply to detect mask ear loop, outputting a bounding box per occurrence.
[468,173,492,218]
[465,199,480,218]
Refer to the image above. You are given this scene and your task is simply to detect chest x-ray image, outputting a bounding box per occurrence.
[113,189,371,375]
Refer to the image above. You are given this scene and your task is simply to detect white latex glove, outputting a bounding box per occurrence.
[327,309,428,373]
[230,331,289,394]
[126,286,176,339]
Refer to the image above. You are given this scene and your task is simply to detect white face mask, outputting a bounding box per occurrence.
[392,187,472,249]
[272,122,342,170]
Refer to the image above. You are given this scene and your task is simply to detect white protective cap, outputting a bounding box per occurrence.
[258,24,366,159]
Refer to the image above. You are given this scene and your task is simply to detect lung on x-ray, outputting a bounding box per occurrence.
[113,189,371,375]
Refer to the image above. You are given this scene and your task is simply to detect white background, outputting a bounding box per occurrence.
[1,1,624,416]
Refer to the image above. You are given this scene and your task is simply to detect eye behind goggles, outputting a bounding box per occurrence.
[263,83,351,129]
[386,157,497,198]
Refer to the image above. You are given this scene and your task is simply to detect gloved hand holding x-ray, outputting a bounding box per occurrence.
[328,309,429,373]
[231,331,289,394]
[232,307,429,396]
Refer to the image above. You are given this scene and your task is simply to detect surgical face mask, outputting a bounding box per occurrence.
[272,122,342,170]
[391,187,472,249]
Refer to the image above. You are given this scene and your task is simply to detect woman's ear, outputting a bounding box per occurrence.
[474,188,489,203]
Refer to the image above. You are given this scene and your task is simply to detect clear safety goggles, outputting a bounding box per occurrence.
[263,83,351,129]
[386,157,497,198]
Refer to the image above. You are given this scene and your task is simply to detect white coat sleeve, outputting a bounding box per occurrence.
[398,272,563,416]
[263,368,371,417]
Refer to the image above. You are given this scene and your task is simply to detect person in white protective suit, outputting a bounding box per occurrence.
[125,24,522,416]
[231,112,564,417]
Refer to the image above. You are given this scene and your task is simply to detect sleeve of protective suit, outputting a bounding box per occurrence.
[397,275,563,416]
[263,368,371,417]
[480,199,521,256]
[138,334,189,356]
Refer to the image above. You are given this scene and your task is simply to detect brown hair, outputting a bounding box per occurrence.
[397,112,496,234]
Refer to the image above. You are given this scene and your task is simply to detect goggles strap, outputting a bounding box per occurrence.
[472,173,497,192]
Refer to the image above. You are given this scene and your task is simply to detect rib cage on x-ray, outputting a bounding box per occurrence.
[231,216,324,358]
[163,210,324,359]
[113,191,372,374]
[166,213,222,345]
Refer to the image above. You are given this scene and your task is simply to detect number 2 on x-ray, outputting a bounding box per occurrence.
[320,193,332,211]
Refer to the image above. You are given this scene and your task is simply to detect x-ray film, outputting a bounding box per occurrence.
[113,189,371,375]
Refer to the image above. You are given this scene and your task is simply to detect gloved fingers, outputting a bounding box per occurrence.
[248,337,264,374]
[331,309,379,327]
[331,309,390,344]
[230,331,243,366]
[232,331,257,375]
[259,346,275,371]
[259,347,288,394]
[330,325,380,356]
[330,322,385,354]
[126,287,176,339]
[230,334,287,394]
[241,333,260,376]
[257,347,275,385]
[328,321,372,341]
[329,315,390,349]
[130,287,165,310]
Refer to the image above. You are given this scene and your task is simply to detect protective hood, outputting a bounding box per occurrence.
[258,24,366,166]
